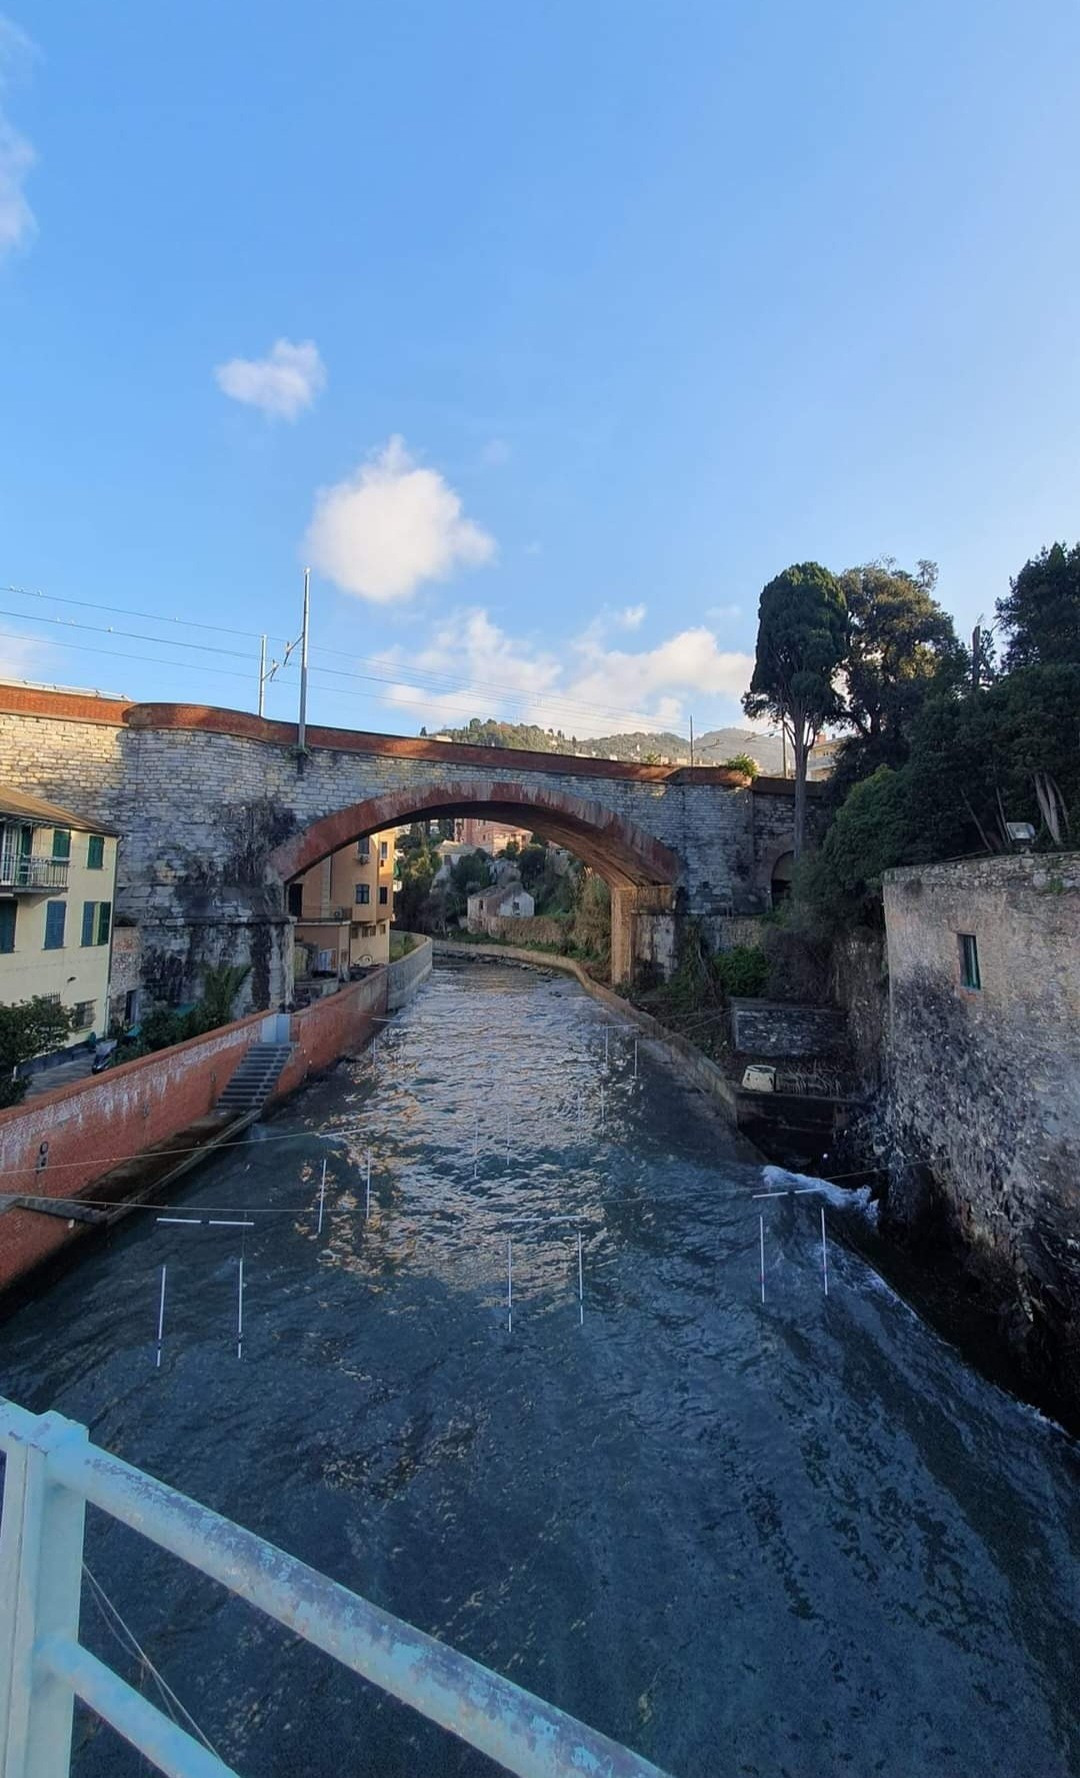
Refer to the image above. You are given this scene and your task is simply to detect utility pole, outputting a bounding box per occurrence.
[257,634,267,718]
[781,722,788,779]
[689,714,695,767]
[297,567,310,754]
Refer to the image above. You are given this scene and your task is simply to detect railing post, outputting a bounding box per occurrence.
[0,1411,89,1778]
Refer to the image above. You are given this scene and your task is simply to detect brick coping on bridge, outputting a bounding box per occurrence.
[0,683,817,796]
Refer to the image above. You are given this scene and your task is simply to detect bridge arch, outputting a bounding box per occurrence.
[267,778,681,891]
[267,779,681,988]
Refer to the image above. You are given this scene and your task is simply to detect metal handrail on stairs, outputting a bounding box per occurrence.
[0,1400,672,1778]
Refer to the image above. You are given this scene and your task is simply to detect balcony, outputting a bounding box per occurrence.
[0,850,69,892]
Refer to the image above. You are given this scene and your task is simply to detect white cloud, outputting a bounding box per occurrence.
[306,436,496,604]
[617,603,646,630]
[0,17,36,261]
[214,338,326,420]
[365,606,753,737]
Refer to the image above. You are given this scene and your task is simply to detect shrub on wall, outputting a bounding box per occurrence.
[713,945,768,998]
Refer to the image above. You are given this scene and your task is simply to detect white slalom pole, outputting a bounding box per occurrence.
[577,1229,584,1326]
[366,1150,372,1218]
[633,1038,638,1079]
[237,1256,244,1360]
[821,1206,829,1297]
[505,1104,510,1167]
[317,1158,326,1236]
[155,1264,167,1369]
[759,1215,766,1305]
[507,1239,513,1334]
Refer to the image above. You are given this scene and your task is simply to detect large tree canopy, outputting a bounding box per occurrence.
[832,559,966,796]
[996,541,1080,670]
[743,561,847,855]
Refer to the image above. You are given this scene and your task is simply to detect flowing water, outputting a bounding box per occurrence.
[2,957,1078,1778]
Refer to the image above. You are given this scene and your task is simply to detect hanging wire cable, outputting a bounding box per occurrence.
[2,583,288,646]
[82,1564,225,1761]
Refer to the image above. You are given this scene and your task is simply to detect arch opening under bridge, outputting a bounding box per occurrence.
[267,779,682,987]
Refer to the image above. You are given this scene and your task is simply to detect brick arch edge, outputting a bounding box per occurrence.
[267,779,681,892]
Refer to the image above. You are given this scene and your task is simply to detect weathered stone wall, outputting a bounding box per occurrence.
[883,852,1080,1414]
[484,913,569,946]
[729,998,848,1057]
[830,927,887,1089]
[0,693,804,1008]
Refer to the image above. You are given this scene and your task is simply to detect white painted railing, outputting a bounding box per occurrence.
[0,1399,671,1778]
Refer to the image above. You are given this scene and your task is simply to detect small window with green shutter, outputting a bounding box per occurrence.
[52,829,71,862]
[87,834,105,870]
[0,903,15,954]
[97,901,111,945]
[81,901,96,946]
[43,900,66,949]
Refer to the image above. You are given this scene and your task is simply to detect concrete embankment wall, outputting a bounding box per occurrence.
[386,934,433,1010]
[0,971,395,1297]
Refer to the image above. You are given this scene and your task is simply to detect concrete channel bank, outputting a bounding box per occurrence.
[0,935,432,1299]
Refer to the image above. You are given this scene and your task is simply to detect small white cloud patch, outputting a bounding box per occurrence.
[305,436,496,604]
[214,338,326,420]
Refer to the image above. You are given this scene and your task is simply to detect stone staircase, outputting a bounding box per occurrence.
[215,1042,292,1119]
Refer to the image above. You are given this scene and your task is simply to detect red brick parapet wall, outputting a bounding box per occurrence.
[0,683,777,789]
[0,973,387,1296]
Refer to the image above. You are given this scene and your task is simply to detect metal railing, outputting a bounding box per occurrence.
[0,1399,672,1778]
[0,851,68,891]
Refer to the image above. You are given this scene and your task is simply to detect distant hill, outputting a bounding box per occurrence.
[424,717,785,774]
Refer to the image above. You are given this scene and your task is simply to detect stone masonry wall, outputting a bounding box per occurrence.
[729,998,848,1057]
[0,698,802,1008]
[883,852,1080,1413]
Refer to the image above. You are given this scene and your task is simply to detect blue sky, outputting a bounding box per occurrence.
[1,0,1078,737]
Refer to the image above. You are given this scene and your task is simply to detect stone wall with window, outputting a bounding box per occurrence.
[882,851,1080,1415]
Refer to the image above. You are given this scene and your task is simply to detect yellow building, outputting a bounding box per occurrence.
[0,787,119,1047]
[288,829,397,986]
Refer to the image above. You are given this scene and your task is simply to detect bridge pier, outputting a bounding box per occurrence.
[610,887,678,989]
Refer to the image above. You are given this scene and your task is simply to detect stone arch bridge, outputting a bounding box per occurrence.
[0,689,805,1008]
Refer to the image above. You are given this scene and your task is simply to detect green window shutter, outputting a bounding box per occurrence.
[0,903,15,954]
[43,900,66,949]
[97,901,112,945]
[82,901,96,946]
[52,829,71,862]
[87,834,105,869]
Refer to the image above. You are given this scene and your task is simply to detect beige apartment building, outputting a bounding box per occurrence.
[453,817,535,852]
[0,786,119,1047]
[289,829,397,984]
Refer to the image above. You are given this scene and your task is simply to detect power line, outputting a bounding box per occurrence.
[0,583,715,736]
[2,583,289,646]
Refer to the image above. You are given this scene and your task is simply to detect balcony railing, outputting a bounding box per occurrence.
[0,851,68,892]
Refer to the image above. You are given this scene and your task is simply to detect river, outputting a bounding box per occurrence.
[2,956,1078,1777]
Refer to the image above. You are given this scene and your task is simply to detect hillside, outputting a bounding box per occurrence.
[423,717,785,773]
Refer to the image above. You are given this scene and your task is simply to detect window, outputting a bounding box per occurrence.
[356,840,370,862]
[379,839,388,862]
[355,883,370,905]
[378,885,388,905]
[287,882,304,917]
[51,829,71,862]
[87,834,105,869]
[0,902,15,954]
[43,900,66,949]
[123,989,139,1024]
[959,933,981,991]
[71,1000,95,1029]
[81,901,111,946]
